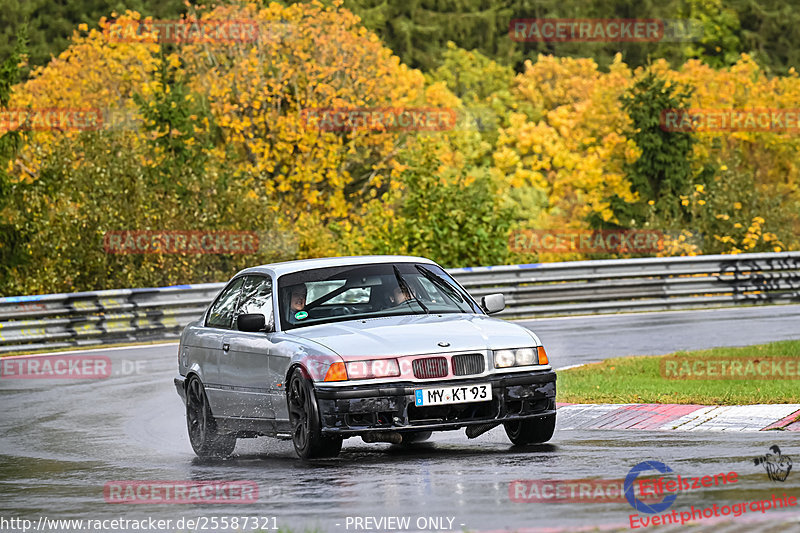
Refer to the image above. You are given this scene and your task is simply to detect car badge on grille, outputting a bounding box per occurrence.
[438,341,450,347]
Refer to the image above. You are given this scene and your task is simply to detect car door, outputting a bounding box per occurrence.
[217,275,277,419]
[200,276,245,414]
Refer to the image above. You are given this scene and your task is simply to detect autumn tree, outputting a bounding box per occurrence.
[0,28,27,286]
[1,2,487,293]
[610,71,698,228]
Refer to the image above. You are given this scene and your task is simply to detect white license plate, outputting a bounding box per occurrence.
[414,383,492,406]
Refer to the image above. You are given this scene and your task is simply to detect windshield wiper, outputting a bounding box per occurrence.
[393,265,429,314]
[415,265,465,305]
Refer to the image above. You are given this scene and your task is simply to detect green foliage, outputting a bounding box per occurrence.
[2,2,800,297]
[427,42,515,106]
[603,72,696,229]
[397,169,512,269]
[510,0,686,73]
[4,0,800,78]
[342,0,800,76]
[0,25,26,106]
[0,129,293,295]
[734,0,800,75]
[680,0,743,69]
[343,0,518,72]
[0,0,186,68]
[0,28,27,282]
[351,138,513,269]
[426,43,524,146]
[679,153,796,255]
[132,53,219,172]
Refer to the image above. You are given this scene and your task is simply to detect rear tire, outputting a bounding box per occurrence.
[287,371,342,459]
[504,414,555,445]
[186,376,237,458]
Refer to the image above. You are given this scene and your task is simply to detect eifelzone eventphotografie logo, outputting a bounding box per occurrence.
[754,445,792,482]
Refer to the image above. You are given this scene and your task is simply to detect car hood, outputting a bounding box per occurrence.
[287,314,540,357]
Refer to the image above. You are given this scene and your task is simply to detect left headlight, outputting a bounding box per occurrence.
[493,346,548,368]
[324,358,402,381]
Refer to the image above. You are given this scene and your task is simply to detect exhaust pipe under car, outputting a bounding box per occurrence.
[465,422,500,439]
[361,432,403,444]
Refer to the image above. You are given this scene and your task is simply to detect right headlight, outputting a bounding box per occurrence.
[515,347,536,366]
[493,346,548,368]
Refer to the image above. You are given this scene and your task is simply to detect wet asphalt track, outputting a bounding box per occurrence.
[1,305,800,532]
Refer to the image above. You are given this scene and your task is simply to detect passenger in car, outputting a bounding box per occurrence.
[389,285,414,306]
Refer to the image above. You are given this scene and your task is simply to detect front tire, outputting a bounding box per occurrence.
[186,376,237,458]
[504,414,556,445]
[287,371,342,459]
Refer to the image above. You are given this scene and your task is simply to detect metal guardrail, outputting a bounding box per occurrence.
[1,252,799,353]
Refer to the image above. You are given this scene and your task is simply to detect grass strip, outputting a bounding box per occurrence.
[558,340,800,405]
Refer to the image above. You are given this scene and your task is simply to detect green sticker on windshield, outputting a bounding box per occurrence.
[294,311,308,320]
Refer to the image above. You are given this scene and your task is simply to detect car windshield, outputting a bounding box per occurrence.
[277,262,481,330]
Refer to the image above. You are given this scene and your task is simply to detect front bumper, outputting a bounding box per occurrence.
[174,376,186,402]
[314,370,556,435]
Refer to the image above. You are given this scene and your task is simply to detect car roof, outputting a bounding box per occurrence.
[234,255,439,279]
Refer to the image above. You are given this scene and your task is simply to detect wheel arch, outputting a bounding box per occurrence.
[285,364,324,426]
[184,371,220,419]
[184,370,201,391]
[285,362,311,386]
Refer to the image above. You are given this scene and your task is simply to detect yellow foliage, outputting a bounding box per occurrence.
[7,2,444,260]
[496,54,636,229]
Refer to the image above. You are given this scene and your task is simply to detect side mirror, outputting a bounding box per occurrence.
[237,313,267,332]
[481,293,505,315]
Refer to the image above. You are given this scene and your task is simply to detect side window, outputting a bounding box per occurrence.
[236,276,274,330]
[206,277,244,329]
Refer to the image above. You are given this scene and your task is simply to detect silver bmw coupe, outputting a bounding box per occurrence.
[174,255,556,459]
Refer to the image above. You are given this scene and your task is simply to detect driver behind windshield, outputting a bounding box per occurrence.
[286,283,308,324]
